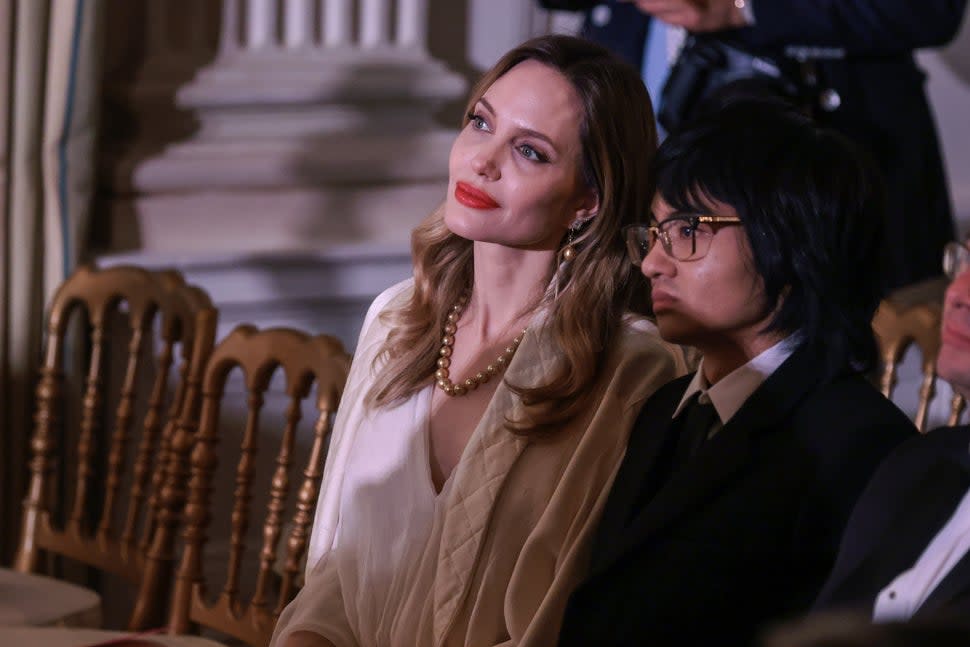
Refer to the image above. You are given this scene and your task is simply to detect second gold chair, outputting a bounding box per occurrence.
[873,278,965,432]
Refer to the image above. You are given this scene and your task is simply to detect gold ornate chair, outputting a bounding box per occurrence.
[873,278,965,432]
[166,325,351,647]
[7,265,217,629]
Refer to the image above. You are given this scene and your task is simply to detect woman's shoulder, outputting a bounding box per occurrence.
[615,313,698,373]
[368,278,414,319]
[348,278,415,368]
[586,315,695,409]
[358,278,413,334]
[617,312,659,340]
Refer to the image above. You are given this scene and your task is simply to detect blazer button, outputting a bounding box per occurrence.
[591,4,612,27]
[819,88,842,112]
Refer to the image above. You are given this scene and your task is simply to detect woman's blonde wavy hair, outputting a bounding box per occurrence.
[366,34,658,436]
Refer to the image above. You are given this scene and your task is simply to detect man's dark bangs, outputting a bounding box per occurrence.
[654,130,757,220]
[654,100,814,220]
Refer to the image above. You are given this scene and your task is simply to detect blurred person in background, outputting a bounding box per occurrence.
[539,0,968,290]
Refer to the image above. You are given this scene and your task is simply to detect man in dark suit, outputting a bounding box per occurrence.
[814,239,970,620]
[539,0,967,290]
[557,102,917,646]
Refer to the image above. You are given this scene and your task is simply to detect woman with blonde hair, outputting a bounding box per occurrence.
[271,34,688,647]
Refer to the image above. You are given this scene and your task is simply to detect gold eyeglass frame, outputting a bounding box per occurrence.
[624,215,743,265]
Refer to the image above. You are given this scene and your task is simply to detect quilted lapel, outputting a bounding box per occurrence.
[431,325,559,645]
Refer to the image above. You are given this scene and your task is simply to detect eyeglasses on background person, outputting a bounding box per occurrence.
[943,241,970,280]
[623,215,742,265]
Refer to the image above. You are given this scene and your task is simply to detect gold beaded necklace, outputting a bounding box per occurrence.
[434,295,527,397]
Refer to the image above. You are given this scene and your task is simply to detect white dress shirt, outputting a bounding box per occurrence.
[672,335,799,435]
[873,483,970,621]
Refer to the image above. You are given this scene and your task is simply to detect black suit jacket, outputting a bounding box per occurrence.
[558,346,916,646]
[538,0,967,288]
[814,424,970,616]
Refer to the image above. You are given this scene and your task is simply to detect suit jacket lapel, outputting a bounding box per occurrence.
[835,460,970,610]
[917,446,970,616]
[819,427,970,614]
[921,541,970,615]
[590,344,823,577]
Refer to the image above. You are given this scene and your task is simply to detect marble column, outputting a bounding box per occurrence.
[244,0,276,49]
[323,0,352,46]
[98,0,466,349]
[284,0,314,48]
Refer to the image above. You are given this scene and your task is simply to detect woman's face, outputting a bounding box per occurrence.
[444,60,597,251]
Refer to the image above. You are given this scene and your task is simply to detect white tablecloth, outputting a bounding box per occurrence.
[0,568,100,627]
[0,627,225,646]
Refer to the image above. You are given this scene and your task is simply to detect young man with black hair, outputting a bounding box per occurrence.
[558,101,916,646]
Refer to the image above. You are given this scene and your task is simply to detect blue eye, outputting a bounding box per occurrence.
[467,113,488,131]
[518,144,547,163]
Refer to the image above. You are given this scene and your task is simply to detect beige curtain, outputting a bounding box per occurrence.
[0,0,103,563]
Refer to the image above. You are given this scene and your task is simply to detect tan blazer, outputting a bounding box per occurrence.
[272,280,691,647]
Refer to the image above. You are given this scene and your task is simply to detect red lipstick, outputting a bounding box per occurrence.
[455,182,500,210]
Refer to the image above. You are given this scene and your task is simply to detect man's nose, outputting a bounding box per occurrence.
[641,237,672,279]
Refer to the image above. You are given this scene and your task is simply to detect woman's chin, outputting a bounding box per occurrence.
[442,208,485,241]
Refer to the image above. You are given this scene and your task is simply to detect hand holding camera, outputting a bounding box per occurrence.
[621,0,750,32]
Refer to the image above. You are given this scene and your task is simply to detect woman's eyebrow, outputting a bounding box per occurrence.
[477,97,559,153]
[476,97,496,115]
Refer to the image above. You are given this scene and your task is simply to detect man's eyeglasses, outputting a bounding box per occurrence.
[623,215,743,265]
[943,241,970,280]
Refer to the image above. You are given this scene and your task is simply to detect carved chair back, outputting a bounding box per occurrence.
[873,281,965,432]
[167,325,351,646]
[13,265,217,629]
